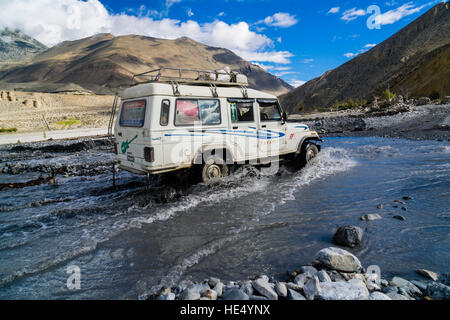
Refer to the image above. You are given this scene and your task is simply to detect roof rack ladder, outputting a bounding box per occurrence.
[209,82,218,97]
[240,85,248,98]
[170,81,181,96]
[108,94,119,140]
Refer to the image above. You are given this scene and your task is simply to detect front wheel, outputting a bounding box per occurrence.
[201,156,229,183]
[299,144,319,167]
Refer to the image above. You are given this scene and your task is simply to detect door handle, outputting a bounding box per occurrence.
[261,125,267,128]
[233,126,238,130]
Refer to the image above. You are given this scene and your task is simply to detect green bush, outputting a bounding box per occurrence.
[332,98,367,110]
[381,89,396,101]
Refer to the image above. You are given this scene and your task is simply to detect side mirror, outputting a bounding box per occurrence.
[282,111,288,123]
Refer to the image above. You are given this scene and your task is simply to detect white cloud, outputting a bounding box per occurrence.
[341,8,367,21]
[303,59,314,63]
[263,13,298,28]
[328,7,340,14]
[364,43,377,48]
[374,2,428,25]
[0,0,293,64]
[344,52,357,58]
[289,79,306,87]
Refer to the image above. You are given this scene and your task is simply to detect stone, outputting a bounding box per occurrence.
[241,281,254,297]
[393,215,406,221]
[213,282,224,297]
[294,273,312,287]
[401,206,407,211]
[208,277,220,287]
[179,288,201,300]
[286,282,303,291]
[328,270,346,282]
[402,196,412,201]
[382,286,398,295]
[0,91,7,100]
[416,269,439,281]
[369,292,392,300]
[377,204,383,209]
[386,292,411,300]
[158,292,176,300]
[203,289,218,300]
[317,270,332,283]
[317,281,369,300]
[252,278,278,300]
[440,96,450,104]
[425,282,450,300]
[416,97,431,106]
[288,289,306,300]
[221,289,249,300]
[410,280,428,293]
[23,99,34,107]
[332,225,364,248]
[380,279,389,287]
[303,276,321,300]
[176,280,193,294]
[275,282,288,298]
[33,100,41,108]
[361,214,382,221]
[250,295,269,300]
[313,247,362,272]
[299,266,318,275]
[391,277,422,296]
[366,281,381,292]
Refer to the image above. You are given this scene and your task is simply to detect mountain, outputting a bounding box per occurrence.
[280,2,450,113]
[0,28,47,62]
[0,33,292,95]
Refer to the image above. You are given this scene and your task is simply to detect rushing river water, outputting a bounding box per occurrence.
[0,136,448,299]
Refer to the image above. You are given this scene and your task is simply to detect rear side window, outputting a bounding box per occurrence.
[120,100,146,127]
[160,100,170,126]
[175,99,221,126]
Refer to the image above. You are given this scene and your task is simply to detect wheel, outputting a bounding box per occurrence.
[299,144,319,167]
[201,156,229,183]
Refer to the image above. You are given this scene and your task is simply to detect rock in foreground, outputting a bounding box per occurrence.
[313,247,362,272]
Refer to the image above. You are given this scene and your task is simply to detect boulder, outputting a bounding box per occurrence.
[303,276,321,300]
[317,281,369,300]
[275,282,288,298]
[241,281,254,297]
[332,225,364,248]
[425,282,450,300]
[221,288,249,300]
[203,289,218,300]
[416,269,439,281]
[252,278,278,300]
[313,247,362,272]
[361,214,382,221]
[288,289,306,300]
[391,277,422,296]
[386,292,411,300]
[179,287,201,300]
[369,292,392,300]
[208,277,220,287]
[393,215,406,221]
[299,266,318,275]
[416,97,431,106]
[294,273,313,287]
[158,292,176,300]
[213,282,224,297]
[23,99,34,107]
[0,91,7,100]
[286,282,303,291]
[317,270,332,283]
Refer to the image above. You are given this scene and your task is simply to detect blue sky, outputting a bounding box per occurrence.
[0,0,446,86]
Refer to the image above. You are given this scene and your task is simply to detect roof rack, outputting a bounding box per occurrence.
[131,67,247,88]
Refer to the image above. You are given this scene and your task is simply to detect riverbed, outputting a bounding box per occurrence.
[0,136,448,299]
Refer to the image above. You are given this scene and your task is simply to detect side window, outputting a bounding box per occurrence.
[231,102,254,122]
[259,102,281,121]
[199,100,221,125]
[160,100,170,126]
[175,99,199,125]
[119,100,146,127]
[175,99,221,126]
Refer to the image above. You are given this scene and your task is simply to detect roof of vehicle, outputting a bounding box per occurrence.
[121,82,277,101]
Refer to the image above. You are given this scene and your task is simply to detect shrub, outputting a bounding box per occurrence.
[0,128,18,133]
[381,89,396,101]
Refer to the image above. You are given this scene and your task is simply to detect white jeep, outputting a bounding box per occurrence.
[111,68,322,182]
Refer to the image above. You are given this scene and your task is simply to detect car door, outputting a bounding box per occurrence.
[227,98,259,162]
[256,99,287,159]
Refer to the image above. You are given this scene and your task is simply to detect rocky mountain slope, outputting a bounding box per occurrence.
[0,29,47,62]
[280,2,450,113]
[0,33,292,95]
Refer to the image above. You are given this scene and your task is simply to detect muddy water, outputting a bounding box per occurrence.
[0,137,448,299]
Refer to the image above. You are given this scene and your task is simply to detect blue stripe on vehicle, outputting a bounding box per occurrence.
[295,126,308,130]
[164,129,285,140]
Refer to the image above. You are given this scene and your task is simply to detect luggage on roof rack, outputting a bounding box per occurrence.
[132,66,248,87]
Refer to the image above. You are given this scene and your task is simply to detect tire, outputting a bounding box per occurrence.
[201,156,229,183]
[299,143,319,167]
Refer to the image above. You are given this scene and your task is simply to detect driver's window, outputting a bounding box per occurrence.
[259,103,281,121]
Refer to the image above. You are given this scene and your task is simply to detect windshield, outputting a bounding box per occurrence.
[119,100,147,127]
